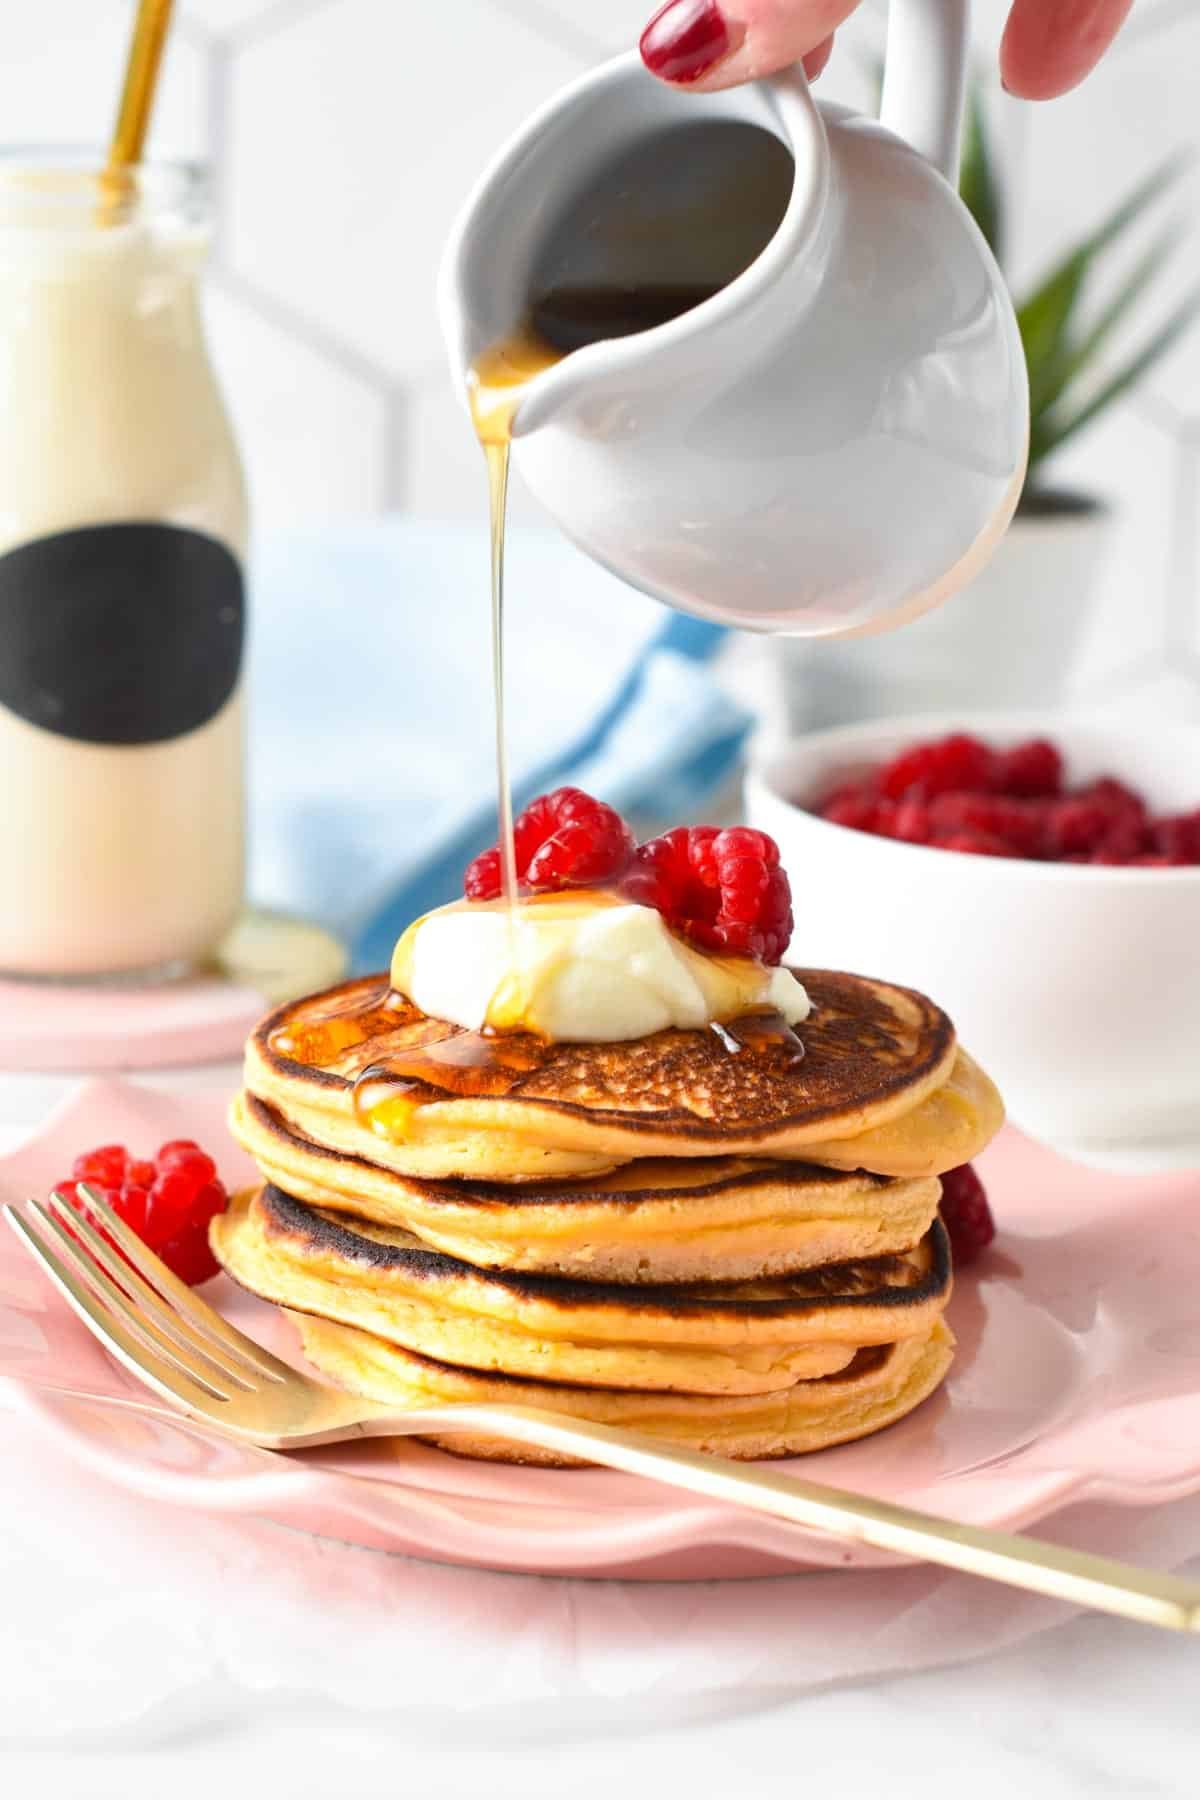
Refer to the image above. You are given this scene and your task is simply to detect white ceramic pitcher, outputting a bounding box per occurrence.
[439,0,1028,638]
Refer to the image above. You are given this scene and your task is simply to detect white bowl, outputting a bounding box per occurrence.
[745,712,1200,1171]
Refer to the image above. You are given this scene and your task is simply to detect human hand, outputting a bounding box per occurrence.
[639,0,1134,100]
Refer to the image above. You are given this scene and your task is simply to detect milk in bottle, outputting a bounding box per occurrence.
[0,155,246,977]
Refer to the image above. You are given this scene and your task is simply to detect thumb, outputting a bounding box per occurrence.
[640,0,854,90]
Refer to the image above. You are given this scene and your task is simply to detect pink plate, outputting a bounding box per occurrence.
[3,1077,1200,1581]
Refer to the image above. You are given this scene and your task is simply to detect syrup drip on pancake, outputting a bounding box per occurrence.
[348,1008,809,1141]
[267,977,815,1144]
[351,1028,546,1136]
[267,987,409,1063]
[711,1011,805,1065]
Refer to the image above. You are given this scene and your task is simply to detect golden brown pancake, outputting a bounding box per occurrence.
[293,1312,956,1465]
[230,1089,942,1282]
[244,969,1001,1181]
[211,1185,952,1396]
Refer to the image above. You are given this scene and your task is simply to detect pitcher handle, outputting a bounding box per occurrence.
[879,0,969,183]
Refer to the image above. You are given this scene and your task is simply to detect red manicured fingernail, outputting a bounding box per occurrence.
[640,0,737,84]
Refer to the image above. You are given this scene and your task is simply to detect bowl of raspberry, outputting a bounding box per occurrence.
[746,713,1200,1172]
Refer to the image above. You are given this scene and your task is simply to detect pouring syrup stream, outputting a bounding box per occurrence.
[485,438,516,905]
[467,331,564,910]
[465,286,726,914]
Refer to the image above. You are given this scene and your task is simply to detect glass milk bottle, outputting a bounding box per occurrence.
[0,153,247,979]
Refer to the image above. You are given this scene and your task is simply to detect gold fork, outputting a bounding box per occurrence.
[7,1185,1200,1633]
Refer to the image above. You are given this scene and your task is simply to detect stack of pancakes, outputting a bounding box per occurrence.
[215,968,1003,1464]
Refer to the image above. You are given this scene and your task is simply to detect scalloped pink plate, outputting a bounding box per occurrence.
[3,1078,1200,1580]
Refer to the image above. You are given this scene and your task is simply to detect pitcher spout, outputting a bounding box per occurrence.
[438,52,830,440]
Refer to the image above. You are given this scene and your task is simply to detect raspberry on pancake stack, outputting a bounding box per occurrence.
[214,791,1004,1465]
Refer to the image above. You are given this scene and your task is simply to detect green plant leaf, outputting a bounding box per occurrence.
[959,87,1003,262]
[1028,227,1181,422]
[1030,288,1200,466]
[1017,153,1190,403]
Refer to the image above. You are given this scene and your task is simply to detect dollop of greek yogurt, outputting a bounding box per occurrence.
[390,893,810,1043]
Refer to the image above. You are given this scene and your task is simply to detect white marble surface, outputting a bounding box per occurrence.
[2,1063,1199,1796]
[2,1531,1199,1800]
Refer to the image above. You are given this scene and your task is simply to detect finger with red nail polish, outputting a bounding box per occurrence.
[640,0,1131,101]
[641,0,857,92]
[640,0,741,84]
[1001,0,1134,99]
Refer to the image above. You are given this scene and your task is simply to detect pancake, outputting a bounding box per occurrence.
[211,1185,952,1396]
[231,1090,943,1282]
[293,1312,956,1464]
[245,969,1002,1181]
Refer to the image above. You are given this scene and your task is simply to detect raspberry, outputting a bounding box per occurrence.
[156,1141,217,1185]
[938,1163,995,1266]
[464,846,502,900]
[71,1144,129,1186]
[1090,810,1148,864]
[464,788,635,900]
[157,1138,200,1160]
[1082,777,1147,819]
[878,745,936,800]
[191,1180,230,1227]
[815,735,1199,871]
[819,783,880,832]
[622,825,793,964]
[887,800,934,844]
[149,1168,203,1235]
[930,793,1043,857]
[996,738,1062,798]
[933,831,1011,856]
[117,1181,152,1236]
[58,1137,229,1286]
[870,799,901,838]
[1149,812,1200,863]
[880,733,995,801]
[1042,796,1112,857]
[157,1221,221,1288]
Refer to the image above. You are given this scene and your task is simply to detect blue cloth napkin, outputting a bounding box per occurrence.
[245,520,752,973]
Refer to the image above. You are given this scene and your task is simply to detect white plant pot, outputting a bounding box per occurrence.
[774,501,1112,730]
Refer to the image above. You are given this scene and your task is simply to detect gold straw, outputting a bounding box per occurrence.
[107,0,176,172]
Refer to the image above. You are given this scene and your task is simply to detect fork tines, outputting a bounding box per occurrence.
[3,1185,289,1415]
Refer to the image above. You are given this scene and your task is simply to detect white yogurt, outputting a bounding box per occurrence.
[392,894,811,1042]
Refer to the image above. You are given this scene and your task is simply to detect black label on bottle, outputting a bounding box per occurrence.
[0,522,245,746]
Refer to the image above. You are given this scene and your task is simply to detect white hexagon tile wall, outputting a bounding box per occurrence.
[6,0,1200,718]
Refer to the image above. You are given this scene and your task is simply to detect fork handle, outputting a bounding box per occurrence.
[378,1402,1200,1631]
